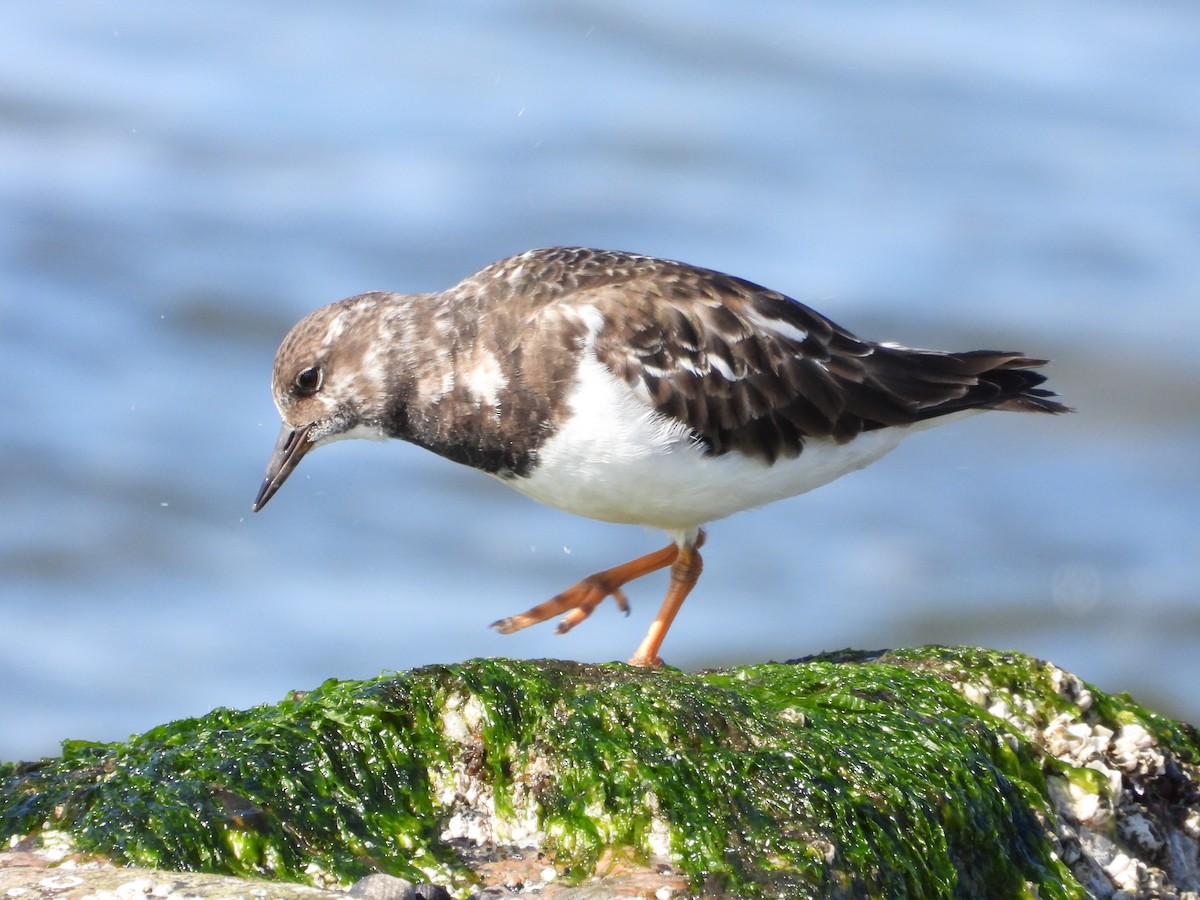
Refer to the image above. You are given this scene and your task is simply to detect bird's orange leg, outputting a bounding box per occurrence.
[627,535,704,668]
[491,543,680,636]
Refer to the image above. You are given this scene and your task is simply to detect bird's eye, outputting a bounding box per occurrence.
[294,366,323,396]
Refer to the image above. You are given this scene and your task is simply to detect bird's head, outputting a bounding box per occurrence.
[252,294,395,512]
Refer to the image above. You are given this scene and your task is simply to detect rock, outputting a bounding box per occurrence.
[349,873,417,900]
[2,647,1198,898]
[0,856,342,899]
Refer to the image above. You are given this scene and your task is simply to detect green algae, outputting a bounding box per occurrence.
[2,679,454,884]
[5,647,1183,897]
[880,645,1199,765]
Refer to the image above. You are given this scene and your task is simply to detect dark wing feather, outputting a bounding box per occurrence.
[531,248,1068,464]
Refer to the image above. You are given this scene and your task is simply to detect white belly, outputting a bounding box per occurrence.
[504,356,942,535]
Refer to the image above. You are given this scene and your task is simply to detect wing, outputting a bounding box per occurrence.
[520,248,1065,464]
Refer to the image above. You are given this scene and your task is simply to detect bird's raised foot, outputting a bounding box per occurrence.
[556,586,630,633]
[490,543,682,637]
[491,576,631,636]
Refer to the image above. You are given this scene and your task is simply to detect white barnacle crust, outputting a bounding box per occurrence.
[947,658,1198,899]
[432,692,547,851]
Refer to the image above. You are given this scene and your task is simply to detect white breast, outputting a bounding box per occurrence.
[504,354,935,536]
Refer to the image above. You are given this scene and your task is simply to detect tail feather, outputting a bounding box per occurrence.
[964,353,1072,415]
[873,349,1073,423]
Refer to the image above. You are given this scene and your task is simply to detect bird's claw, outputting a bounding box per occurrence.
[613,588,630,616]
[555,586,629,634]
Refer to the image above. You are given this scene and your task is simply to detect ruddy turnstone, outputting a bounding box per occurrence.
[253,247,1068,666]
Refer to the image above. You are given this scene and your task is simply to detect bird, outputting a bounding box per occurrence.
[252,246,1069,667]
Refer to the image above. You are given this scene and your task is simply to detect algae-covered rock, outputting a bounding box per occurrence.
[2,647,1198,898]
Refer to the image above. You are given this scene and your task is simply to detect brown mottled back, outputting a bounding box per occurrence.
[490,248,1067,465]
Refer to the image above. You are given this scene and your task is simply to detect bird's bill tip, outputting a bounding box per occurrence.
[251,423,313,512]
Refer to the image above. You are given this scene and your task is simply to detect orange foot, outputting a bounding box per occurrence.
[492,531,706,668]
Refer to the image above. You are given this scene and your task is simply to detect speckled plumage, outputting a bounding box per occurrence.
[254,247,1069,664]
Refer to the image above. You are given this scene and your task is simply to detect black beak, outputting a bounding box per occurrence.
[252,423,314,512]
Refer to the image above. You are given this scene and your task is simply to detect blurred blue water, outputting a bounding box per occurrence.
[2,1,1198,761]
